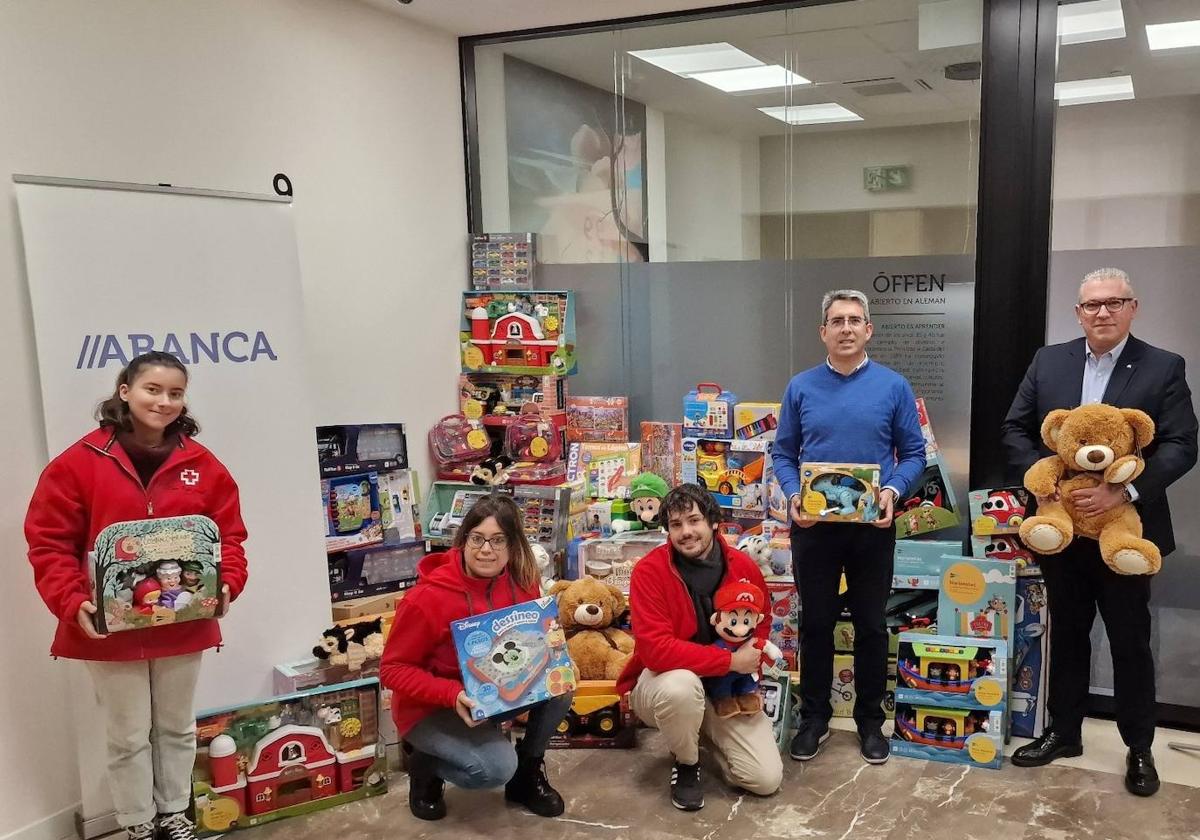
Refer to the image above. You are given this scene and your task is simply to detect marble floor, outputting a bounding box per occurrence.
[247,720,1200,840]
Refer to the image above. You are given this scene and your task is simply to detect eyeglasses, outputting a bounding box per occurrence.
[825,316,866,328]
[466,533,509,550]
[1078,297,1133,315]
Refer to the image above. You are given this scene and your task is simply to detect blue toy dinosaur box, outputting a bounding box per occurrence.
[796,462,881,523]
[451,596,576,720]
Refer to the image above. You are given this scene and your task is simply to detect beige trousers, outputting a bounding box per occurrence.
[630,668,783,796]
[86,653,203,827]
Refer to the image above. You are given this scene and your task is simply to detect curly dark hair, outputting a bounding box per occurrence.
[95,352,200,437]
[661,483,723,528]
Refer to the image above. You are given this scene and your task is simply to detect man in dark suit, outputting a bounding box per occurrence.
[1001,268,1197,796]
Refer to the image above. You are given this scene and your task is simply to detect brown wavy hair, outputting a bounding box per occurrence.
[451,493,538,591]
[95,352,200,437]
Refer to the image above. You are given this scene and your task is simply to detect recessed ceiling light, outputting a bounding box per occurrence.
[628,43,761,76]
[1058,0,1125,45]
[688,65,810,92]
[1054,74,1134,106]
[758,103,864,125]
[1146,19,1200,51]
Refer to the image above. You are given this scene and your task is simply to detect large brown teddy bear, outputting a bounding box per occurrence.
[549,576,634,680]
[1019,403,1160,575]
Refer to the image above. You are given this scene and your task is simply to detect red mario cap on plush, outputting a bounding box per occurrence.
[713,581,766,616]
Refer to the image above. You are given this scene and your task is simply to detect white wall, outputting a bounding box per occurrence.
[0,2,466,838]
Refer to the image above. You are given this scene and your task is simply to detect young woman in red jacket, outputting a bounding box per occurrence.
[25,352,248,840]
[380,493,572,821]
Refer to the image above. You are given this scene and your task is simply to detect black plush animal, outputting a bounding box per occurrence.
[470,455,513,486]
[312,617,384,662]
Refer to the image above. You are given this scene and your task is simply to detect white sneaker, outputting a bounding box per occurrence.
[124,821,155,840]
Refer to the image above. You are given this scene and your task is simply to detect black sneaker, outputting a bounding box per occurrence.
[670,761,704,811]
[789,720,831,761]
[156,813,197,840]
[858,727,890,764]
[505,754,565,817]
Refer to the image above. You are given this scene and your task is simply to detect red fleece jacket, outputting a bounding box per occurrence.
[617,540,769,695]
[25,428,249,661]
[379,547,540,736]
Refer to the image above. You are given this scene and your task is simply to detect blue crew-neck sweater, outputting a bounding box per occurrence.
[771,359,926,501]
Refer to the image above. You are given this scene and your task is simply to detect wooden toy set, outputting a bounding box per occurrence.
[89,515,222,634]
[191,678,386,835]
[451,596,576,720]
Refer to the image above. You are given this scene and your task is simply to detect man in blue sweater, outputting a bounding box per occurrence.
[771,289,925,765]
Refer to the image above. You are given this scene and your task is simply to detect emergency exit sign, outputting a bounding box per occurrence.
[864,165,912,192]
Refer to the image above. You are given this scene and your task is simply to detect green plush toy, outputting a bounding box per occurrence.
[613,472,671,533]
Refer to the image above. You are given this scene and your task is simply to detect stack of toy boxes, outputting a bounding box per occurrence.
[317,424,424,602]
[894,398,962,539]
[969,485,1038,575]
[423,481,573,558]
[445,289,579,485]
[191,678,386,835]
[451,596,576,721]
[681,399,778,518]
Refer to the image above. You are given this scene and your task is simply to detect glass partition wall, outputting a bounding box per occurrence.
[468,0,983,504]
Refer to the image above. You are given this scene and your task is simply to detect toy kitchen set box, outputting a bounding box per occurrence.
[452,596,576,720]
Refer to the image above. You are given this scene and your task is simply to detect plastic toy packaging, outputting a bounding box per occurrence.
[796,462,882,523]
[504,408,563,464]
[428,414,491,466]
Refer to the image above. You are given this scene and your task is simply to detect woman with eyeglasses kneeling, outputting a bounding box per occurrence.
[380,493,572,821]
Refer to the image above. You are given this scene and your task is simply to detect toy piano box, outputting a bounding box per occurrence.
[452,596,576,720]
[733,402,780,441]
[191,677,385,835]
[682,382,739,439]
[895,633,1008,710]
[88,515,222,634]
[795,463,881,523]
[968,486,1031,536]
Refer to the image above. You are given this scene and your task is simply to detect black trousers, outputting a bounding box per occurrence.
[1038,537,1156,749]
[792,524,895,729]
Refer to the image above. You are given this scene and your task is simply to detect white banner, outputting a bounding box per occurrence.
[15,177,331,832]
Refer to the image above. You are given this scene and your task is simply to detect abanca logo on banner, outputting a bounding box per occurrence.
[75,331,278,369]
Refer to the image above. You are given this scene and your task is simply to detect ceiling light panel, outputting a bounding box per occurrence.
[759,103,864,125]
[1054,74,1134,106]
[689,65,810,92]
[1145,19,1200,51]
[1058,0,1126,45]
[628,43,761,76]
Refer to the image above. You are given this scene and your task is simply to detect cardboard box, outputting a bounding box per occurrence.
[640,421,683,487]
[683,382,738,439]
[796,463,881,523]
[681,437,770,514]
[460,290,577,376]
[331,592,400,621]
[895,452,961,538]
[546,680,636,749]
[758,671,796,750]
[971,533,1039,576]
[895,633,1008,710]
[968,486,1031,536]
[1010,576,1050,738]
[938,557,1017,647]
[767,581,800,671]
[830,654,898,719]
[566,396,629,443]
[891,698,1004,769]
[733,402,781,441]
[567,442,641,499]
[316,423,408,476]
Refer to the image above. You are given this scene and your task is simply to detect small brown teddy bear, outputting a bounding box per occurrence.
[1018,403,1160,575]
[549,576,634,680]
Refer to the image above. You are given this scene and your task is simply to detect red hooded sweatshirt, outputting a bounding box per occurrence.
[616,540,769,696]
[380,546,540,736]
[25,428,249,661]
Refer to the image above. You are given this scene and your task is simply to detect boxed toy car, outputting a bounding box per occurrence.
[546,680,636,749]
[795,463,881,523]
[640,421,683,486]
[938,557,1017,646]
[681,438,770,514]
[969,486,1030,536]
[316,424,408,476]
[470,232,535,290]
[191,678,386,835]
[971,532,1038,575]
[682,382,738,439]
[895,633,1008,709]
[452,596,576,720]
[566,396,629,443]
[328,541,424,601]
[733,402,781,441]
[89,515,222,634]
[891,697,1004,769]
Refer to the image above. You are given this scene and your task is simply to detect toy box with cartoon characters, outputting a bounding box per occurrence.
[322,473,384,554]
[938,557,1017,647]
[452,596,576,720]
[680,437,770,514]
[459,373,567,425]
[795,463,881,523]
[460,290,577,376]
[682,382,738,439]
[190,678,386,835]
[895,633,1008,710]
[969,486,1031,536]
[971,531,1038,575]
[766,581,800,671]
[89,515,222,634]
[895,453,960,538]
[891,696,1004,769]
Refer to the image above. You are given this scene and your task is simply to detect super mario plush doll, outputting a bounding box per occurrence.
[705,581,783,718]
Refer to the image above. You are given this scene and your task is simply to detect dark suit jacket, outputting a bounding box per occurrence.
[1000,334,1198,556]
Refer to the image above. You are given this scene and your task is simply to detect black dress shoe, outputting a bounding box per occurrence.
[1011,730,1083,767]
[505,753,565,817]
[406,748,447,821]
[1125,748,1160,797]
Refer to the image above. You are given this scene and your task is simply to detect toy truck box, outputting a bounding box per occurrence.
[546,680,636,749]
[681,437,770,514]
[969,486,1031,536]
[451,597,576,720]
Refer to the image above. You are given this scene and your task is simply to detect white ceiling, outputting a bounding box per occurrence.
[361,0,767,37]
